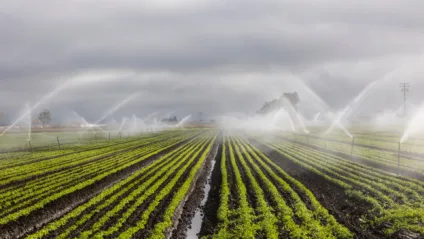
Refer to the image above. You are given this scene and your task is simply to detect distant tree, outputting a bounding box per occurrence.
[38,109,51,127]
[257,92,301,114]
[283,92,300,111]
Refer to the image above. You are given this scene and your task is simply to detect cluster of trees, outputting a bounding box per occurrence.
[257,92,300,115]
[161,116,178,123]
[0,110,51,127]
[38,109,51,127]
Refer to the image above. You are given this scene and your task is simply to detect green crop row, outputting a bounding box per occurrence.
[24,130,214,239]
[283,133,424,174]
[0,131,199,217]
[148,133,217,239]
[257,135,424,235]
[0,130,193,184]
[234,136,352,239]
[82,133,214,238]
[208,133,352,239]
[0,131,202,226]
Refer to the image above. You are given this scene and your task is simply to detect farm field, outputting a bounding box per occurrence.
[0,129,424,239]
[0,130,143,152]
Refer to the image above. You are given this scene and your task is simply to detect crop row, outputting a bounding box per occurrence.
[0,130,205,231]
[293,130,424,155]
[22,130,217,239]
[254,135,424,235]
[0,130,192,182]
[0,130,185,167]
[285,133,424,174]
[0,130,198,208]
[209,133,352,239]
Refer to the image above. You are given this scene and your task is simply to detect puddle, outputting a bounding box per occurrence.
[186,159,217,238]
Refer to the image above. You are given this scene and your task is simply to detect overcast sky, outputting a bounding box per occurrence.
[2,0,424,123]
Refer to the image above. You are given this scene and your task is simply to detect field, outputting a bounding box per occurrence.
[0,128,424,239]
[0,130,140,152]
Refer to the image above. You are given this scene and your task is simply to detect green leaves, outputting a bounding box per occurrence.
[260,133,424,237]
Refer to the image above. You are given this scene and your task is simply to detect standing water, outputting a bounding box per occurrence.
[186,159,217,238]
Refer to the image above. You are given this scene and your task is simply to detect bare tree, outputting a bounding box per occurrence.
[38,109,51,127]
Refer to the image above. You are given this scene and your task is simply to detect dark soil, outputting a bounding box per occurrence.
[198,139,223,238]
[230,141,259,214]
[170,139,220,239]
[0,140,183,218]
[240,146,290,238]
[0,132,189,191]
[250,138,383,239]
[130,139,212,239]
[60,149,184,239]
[0,138,192,239]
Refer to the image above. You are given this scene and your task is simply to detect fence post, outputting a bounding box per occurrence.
[57,137,61,150]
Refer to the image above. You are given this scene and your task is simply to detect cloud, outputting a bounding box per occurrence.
[1,0,424,123]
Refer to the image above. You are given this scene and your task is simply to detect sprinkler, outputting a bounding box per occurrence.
[27,139,32,153]
[56,137,61,150]
[351,136,355,156]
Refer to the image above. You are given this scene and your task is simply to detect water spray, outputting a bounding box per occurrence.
[81,93,139,135]
[118,117,128,133]
[0,71,121,137]
[176,115,192,128]
[28,140,33,153]
[0,82,71,136]
[324,80,381,138]
[324,107,353,138]
[398,141,401,175]
[25,102,32,142]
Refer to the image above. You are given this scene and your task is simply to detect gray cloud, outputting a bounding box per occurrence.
[1,0,424,123]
